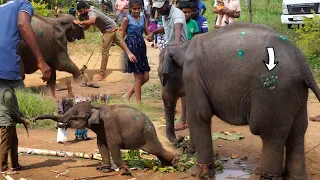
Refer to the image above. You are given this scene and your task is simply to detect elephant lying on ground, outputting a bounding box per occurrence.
[35,102,176,175]
[159,22,320,179]
[19,14,96,98]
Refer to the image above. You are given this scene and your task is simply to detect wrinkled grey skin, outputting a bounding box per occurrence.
[18,14,86,95]
[158,49,185,146]
[35,102,176,175]
[158,22,320,179]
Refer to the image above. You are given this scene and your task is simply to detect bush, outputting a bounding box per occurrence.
[31,0,49,17]
[296,11,320,58]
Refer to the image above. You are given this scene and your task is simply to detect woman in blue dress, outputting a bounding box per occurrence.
[121,0,150,103]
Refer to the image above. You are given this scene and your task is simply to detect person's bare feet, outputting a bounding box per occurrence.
[0,168,18,175]
[122,93,131,101]
[309,115,320,121]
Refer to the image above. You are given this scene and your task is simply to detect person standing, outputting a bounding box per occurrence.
[115,0,128,24]
[121,0,150,103]
[178,1,199,40]
[213,0,241,28]
[146,0,187,46]
[69,4,76,16]
[190,2,208,34]
[74,1,136,81]
[146,0,188,130]
[56,96,73,144]
[0,0,51,174]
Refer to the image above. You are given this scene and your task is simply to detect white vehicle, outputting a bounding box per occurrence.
[281,0,320,28]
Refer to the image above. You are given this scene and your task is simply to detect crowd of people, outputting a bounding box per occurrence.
[0,0,242,175]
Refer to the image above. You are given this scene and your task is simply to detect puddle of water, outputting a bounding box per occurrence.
[215,169,251,180]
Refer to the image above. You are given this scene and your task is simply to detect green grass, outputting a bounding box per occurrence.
[16,88,57,130]
[99,96,164,122]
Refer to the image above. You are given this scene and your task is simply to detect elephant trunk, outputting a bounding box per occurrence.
[34,114,64,122]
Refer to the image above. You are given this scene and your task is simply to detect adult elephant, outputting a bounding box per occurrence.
[158,22,320,179]
[18,13,93,98]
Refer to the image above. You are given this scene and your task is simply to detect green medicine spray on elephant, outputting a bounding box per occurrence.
[158,22,320,179]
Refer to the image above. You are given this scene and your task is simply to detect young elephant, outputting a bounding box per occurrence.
[35,102,176,174]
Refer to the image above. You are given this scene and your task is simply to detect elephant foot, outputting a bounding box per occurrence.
[172,136,185,148]
[188,162,215,179]
[255,167,283,180]
[119,164,132,176]
[96,164,113,173]
[184,143,196,155]
[171,156,180,166]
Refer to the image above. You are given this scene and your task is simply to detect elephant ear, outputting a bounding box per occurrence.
[71,24,85,40]
[161,50,174,86]
[88,108,100,127]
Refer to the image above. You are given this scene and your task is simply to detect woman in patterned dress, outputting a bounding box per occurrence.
[121,0,150,103]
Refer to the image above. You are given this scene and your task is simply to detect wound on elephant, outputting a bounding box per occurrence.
[258,73,278,89]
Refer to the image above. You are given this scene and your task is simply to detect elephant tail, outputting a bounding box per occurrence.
[300,53,320,102]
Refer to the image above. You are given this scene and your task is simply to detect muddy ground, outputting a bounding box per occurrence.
[12,40,320,180]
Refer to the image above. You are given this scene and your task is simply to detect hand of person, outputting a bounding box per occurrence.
[73,20,81,25]
[23,119,29,126]
[128,52,137,63]
[146,32,154,42]
[37,59,51,82]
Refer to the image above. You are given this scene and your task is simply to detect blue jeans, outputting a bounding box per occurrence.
[75,129,88,139]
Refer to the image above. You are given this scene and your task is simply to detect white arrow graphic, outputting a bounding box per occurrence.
[264,47,278,71]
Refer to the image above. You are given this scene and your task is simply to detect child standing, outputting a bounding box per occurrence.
[74,96,91,141]
[178,1,199,40]
[191,3,208,34]
[115,0,129,25]
[155,10,165,51]
[121,0,150,103]
[148,4,158,48]
[57,97,74,144]
[215,0,229,27]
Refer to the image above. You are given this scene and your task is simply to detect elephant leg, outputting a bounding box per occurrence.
[185,85,215,179]
[141,131,176,166]
[107,144,131,176]
[96,138,113,173]
[162,93,184,145]
[252,107,292,179]
[284,106,308,180]
[47,69,57,98]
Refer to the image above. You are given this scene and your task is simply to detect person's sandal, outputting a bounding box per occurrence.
[1,169,18,175]
[87,83,100,88]
[174,123,188,131]
[12,165,27,171]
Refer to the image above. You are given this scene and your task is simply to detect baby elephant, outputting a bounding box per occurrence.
[35,102,176,175]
